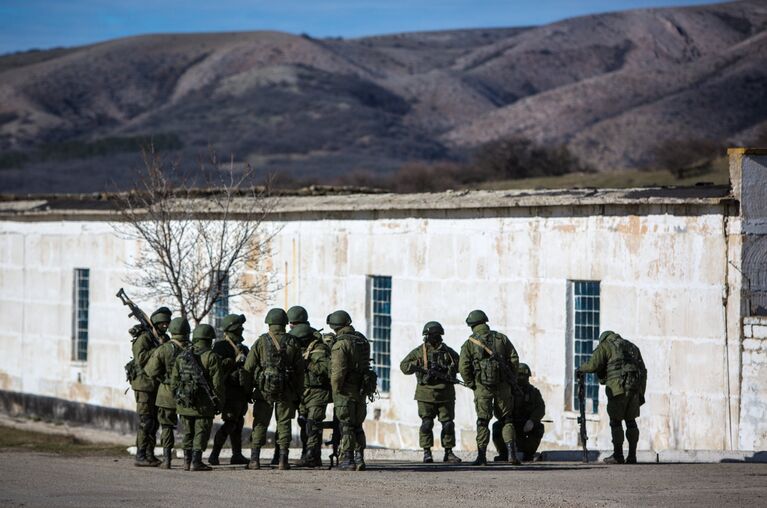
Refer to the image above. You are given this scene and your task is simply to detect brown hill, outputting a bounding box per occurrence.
[0,0,765,193]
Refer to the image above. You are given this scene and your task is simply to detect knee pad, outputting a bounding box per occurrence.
[625,419,638,430]
[420,418,434,433]
[477,418,489,429]
[442,420,455,435]
[610,420,623,430]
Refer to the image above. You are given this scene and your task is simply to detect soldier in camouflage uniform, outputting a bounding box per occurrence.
[293,322,332,468]
[459,309,521,466]
[144,316,190,469]
[400,321,462,463]
[243,308,305,470]
[492,363,545,462]
[209,314,251,466]
[329,310,374,471]
[129,306,171,467]
[170,324,225,471]
[577,330,647,464]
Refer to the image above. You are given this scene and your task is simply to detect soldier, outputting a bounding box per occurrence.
[144,316,190,469]
[400,321,462,463]
[459,309,521,466]
[576,330,647,464]
[328,310,375,471]
[492,363,545,462]
[293,323,332,468]
[209,314,251,466]
[287,305,309,329]
[128,306,171,467]
[243,308,305,470]
[170,324,225,471]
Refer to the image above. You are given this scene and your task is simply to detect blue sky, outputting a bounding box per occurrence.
[0,0,726,55]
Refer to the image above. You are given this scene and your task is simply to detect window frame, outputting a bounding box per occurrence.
[209,270,230,335]
[565,280,600,414]
[71,268,90,362]
[366,275,392,395]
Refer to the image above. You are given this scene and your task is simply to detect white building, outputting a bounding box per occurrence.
[1,149,766,454]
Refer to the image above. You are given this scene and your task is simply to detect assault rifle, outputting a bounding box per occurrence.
[115,288,163,346]
[576,371,589,463]
[416,366,465,386]
[180,348,221,410]
[468,335,523,396]
[322,415,341,469]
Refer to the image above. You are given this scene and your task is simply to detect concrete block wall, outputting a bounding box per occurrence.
[739,317,767,450]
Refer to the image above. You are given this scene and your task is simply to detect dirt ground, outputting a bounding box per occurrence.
[0,450,765,507]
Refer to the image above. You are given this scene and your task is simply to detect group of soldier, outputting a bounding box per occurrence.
[127,304,647,472]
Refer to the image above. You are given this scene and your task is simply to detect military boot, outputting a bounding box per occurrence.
[605,424,625,464]
[443,448,462,463]
[493,449,508,462]
[603,454,625,464]
[230,435,250,466]
[271,444,280,466]
[247,448,261,470]
[278,449,290,470]
[190,450,212,471]
[159,447,173,470]
[309,444,323,468]
[625,426,639,464]
[208,429,227,466]
[183,449,193,471]
[338,451,356,471]
[506,442,521,466]
[471,447,487,466]
[145,445,162,467]
[134,447,154,467]
[355,450,367,471]
[423,448,434,463]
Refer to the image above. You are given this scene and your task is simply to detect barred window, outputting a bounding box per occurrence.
[72,268,90,361]
[569,280,600,413]
[209,271,229,334]
[367,275,392,393]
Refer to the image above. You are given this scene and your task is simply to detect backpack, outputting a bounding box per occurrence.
[613,337,645,394]
[124,359,139,383]
[259,333,287,400]
[350,332,378,400]
[173,350,207,407]
[470,333,502,387]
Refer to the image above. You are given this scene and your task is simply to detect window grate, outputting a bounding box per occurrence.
[209,271,229,335]
[72,268,89,361]
[368,275,391,393]
[571,280,600,413]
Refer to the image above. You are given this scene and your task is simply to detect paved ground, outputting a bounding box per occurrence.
[1,451,766,507]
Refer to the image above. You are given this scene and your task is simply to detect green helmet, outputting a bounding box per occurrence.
[290,323,315,340]
[192,324,216,341]
[326,310,352,328]
[264,308,288,326]
[150,307,172,325]
[422,321,444,336]
[222,313,246,332]
[599,330,616,342]
[518,363,532,377]
[167,317,190,336]
[465,309,489,327]
[287,306,308,324]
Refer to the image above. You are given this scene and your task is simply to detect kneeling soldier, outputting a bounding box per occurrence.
[400,321,462,463]
[459,309,521,466]
[144,317,190,469]
[293,322,332,467]
[244,308,305,470]
[492,363,545,462]
[209,314,251,466]
[171,324,224,471]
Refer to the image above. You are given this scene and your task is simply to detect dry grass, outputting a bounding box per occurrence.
[0,424,127,456]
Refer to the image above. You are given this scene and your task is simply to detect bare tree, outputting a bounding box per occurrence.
[113,147,281,326]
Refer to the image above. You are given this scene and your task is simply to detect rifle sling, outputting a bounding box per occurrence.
[468,336,495,356]
[225,336,241,357]
[421,344,428,367]
[304,339,320,360]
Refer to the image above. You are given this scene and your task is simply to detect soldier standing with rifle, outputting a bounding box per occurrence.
[118,288,172,468]
[459,309,521,466]
[170,324,225,471]
[400,321,463,463]
[243,308,305,470]
[209,314,251,466]
[576,330,647,464]
[144,317,190,469]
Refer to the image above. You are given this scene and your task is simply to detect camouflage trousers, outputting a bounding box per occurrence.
[134,390,158,453]
[473,384,515,449]
[492,420,544,457]
[298,403,328,449]
[417,401,456,449]
[179,415,213,451]
[336,399,367,455]
[157,406,177,449]
[251,399,297,449]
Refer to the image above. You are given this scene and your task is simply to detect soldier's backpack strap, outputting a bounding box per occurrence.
[303,339,320,360]
[468,336,494,356]
[225,336,241,357]
[267,331,283,351]
[422,344,428,367]
[170,339,185,350]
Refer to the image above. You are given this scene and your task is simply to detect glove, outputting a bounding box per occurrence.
[523,419,535,433]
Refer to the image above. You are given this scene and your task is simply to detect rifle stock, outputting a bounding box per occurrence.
[115,288,163,345]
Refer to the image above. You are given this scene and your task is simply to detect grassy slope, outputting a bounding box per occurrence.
[0,424,126,456]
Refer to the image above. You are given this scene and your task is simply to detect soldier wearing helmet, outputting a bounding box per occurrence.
[492,363,546,462]
[243,308,305,470]
[129,306,172,467]
[209,313,251,467]
[459,309,521,466]
[400,321,462,464]
[144,316,190,469]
